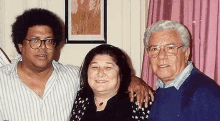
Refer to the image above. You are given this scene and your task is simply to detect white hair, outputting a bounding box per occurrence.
[144,20,191,49]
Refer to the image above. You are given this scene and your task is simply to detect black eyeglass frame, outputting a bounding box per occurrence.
[24,38,56,50]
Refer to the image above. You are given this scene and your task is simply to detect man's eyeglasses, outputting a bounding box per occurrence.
[25,38,56,50]
[146,44,184,58]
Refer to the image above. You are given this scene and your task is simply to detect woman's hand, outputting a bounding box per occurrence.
[128,76,154,108]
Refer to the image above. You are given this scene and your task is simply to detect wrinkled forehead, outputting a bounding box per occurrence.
[91,54,115,63]
[149,29,182,45]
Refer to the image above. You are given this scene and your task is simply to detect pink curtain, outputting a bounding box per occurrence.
[141,0,220,90]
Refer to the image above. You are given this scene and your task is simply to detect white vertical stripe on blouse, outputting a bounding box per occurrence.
[0,59,80,121]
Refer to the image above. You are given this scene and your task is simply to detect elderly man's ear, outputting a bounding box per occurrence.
[184,47,190,62]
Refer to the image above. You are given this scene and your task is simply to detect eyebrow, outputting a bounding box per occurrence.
[149,43,176,46]
[89,62,114,65]
[89,62,97,65]
[106,62,114,64]
[30,35,54,39]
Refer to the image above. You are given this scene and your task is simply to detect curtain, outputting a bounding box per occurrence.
[141,0,220,90]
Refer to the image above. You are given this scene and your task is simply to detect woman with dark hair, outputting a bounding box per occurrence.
[69,44,151,121]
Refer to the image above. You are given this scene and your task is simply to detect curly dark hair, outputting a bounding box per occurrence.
[80,44,131,99]
[11,8,64,54]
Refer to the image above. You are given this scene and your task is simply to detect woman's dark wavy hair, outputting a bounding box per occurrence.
[11,8,63,54]
[80,44,131,99]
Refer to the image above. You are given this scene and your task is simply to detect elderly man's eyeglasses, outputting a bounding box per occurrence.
[25,38,56,50]
[146,44,184,58]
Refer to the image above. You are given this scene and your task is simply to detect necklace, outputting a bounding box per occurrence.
[99,102,103,106]
[94,98,104,106]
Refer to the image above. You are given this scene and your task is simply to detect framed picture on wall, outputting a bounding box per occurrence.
[65,0,107,43]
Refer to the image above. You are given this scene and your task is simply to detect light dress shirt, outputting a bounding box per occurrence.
[0,58,80,121]
[156,61,193,90]
[0,48,10,67]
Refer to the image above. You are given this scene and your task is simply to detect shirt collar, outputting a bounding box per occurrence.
[156,61,193,90]
[8,57,57,74]
[7,57,22,75]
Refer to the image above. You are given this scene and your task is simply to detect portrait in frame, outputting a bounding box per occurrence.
[65,0,107,43]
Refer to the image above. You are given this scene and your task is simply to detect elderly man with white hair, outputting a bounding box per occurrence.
[144,20,220,121]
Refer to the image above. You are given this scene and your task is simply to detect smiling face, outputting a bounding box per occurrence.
[148,30,190,83]
[87,54,120,97]
[18,25,55,70]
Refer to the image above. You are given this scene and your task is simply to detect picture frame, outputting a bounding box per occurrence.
[65,0,107,43]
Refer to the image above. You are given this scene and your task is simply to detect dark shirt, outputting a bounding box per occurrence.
[148,68,220,121]
[69,91,151,121]
[81,95,133,121]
